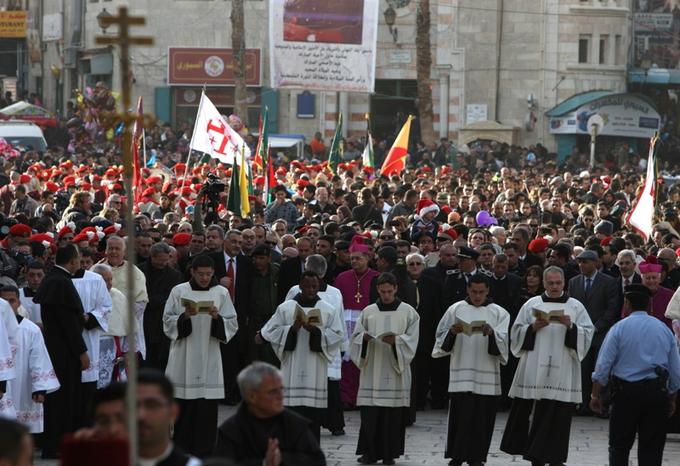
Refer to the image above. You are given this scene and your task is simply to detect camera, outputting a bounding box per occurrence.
[203,173,226,195]
[202,174,226,224]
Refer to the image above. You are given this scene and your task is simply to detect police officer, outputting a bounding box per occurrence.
[590,284,680,466]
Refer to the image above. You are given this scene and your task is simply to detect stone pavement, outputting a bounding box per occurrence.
[35,404,680,465]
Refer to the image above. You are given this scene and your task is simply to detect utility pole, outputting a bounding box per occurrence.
[231,0,248,121]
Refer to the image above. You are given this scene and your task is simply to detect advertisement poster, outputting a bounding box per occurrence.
[269,0,379,92]
[548,93,660,138]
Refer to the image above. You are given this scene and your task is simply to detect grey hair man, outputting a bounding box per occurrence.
[214,362,325,465]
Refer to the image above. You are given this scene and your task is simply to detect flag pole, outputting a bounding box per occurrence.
[183,88,206,186]
[142,128,147,167]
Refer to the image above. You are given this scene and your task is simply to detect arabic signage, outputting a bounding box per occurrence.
[0,10,27,38]
[167,48,261,87]
[549,93,660,139]
[269,0,379,92]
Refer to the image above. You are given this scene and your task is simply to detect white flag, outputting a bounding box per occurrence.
[627,135,658,241]
[189,92,251,165]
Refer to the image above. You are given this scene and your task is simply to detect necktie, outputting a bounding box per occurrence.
[226,258,235,299]
[465,273,472,283]
[585,277,592,294]
[624,278,631,286]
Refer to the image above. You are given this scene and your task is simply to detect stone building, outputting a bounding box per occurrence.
[7,0,634,151]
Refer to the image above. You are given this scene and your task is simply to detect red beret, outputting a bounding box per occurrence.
[29,233,54,246]
[173,163,186,174]
[19,174,31,184]
[528,237,550,254]
[9,224,32,237]
[146,175,162,185]
[92,175,102,182]
[172,233,191,247]
[45,182,59,193]
[141,187,156,198]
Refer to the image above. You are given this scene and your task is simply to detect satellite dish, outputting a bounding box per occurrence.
[587,114,604,137]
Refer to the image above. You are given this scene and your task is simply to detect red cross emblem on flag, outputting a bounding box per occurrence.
[206,118,231,155]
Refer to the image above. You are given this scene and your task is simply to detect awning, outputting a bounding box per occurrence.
[269,134,305,148]
[628,68,680,86]
[458,120,519,146]
[545,90,615,117]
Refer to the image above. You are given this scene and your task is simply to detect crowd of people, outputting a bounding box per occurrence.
[0,113,679,466]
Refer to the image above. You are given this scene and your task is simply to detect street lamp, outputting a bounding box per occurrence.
[97,8,113,34]
[384,6,398,43]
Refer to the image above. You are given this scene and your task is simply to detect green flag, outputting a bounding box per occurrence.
[328,113,343,174]
[227,162,241,216]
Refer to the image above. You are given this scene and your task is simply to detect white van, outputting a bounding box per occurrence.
[0,121,48,152]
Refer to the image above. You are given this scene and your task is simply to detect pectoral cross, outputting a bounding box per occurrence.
[355,289,363,304]
[541,355,560,377]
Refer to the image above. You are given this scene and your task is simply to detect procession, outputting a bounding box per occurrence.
[1,1,680,466]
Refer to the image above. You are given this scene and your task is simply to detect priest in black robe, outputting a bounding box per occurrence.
[34,244,88,459]
[213,362,325,466]
[139,242,183,371]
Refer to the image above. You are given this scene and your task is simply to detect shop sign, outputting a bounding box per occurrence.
[168,48,261,87]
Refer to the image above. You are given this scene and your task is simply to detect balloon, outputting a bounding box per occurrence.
[476,210,498,227]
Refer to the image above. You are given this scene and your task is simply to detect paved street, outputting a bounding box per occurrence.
[35,405,680,465]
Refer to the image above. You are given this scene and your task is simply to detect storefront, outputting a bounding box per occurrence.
[0,10,28,103]
[163,47,263,128]
[546,91,661,163]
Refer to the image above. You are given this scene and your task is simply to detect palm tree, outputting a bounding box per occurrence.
[416,0,435,145]
[231,0,248,122]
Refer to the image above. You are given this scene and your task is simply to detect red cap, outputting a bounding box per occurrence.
[19,174,31,184]
[146,175,162,185]
[45,182,59,193]
[172,232,192,247]
[9,224,32,237]
[528,237,550,254]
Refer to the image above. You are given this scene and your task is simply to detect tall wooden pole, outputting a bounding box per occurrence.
[231,0,248,120]
[96,8,153,465]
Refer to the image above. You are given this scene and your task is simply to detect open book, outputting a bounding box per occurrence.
[294,304,323,327]
[532,308,564,323]
[181,298,214,314]
[456,317,486,336]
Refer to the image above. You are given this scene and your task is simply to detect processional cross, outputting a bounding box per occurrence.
[95,7,154,464]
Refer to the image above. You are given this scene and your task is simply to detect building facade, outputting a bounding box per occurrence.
[5,0,635,151]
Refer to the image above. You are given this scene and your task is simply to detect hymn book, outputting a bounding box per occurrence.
[455,317,486,336]
[181,298,214,314]
[294,304,323,326]
[532,308,564,322]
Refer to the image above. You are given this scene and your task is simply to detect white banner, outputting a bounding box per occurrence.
[269,0,379,93]
[189,92,250,165]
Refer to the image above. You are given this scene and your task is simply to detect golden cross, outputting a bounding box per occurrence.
[94,7,153,466]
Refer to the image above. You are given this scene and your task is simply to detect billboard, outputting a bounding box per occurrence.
[167,48,261,87]
[0,10,27,38]
[633,0,680,69]
[269,0,379,92]
[548,93,660,139]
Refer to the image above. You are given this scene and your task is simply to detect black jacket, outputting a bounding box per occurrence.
[214,404,326,466]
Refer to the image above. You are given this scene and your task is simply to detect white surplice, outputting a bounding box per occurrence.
[0,316,59,432]
[285,285,347,380]
[509,295,594,403]
[108,261,148,359]
[99,287,128,388]
[261,298,344,408]
[164,283,238,399]
[19,289,40,324]
[73,271,112,383]
[0,300,17,418]
[432,300,510,395]
[350,301,419,407]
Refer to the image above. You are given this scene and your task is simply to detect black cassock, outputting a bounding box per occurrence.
[139,262,182,371]
[214,404,326,466]
[34,266,86,458]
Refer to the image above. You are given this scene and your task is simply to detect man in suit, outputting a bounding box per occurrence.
[510,227,543,269]
[568,249,619,415]
[210,229,252,404]
[489,253,522,410]
[277,236,314,304]
[614,249,641,298]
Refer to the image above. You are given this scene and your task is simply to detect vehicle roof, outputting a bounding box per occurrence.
[0,121,46,137]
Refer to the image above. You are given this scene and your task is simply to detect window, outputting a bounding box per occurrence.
[578,35,591,64]
[614,35,622,65]
[599,35,609,65]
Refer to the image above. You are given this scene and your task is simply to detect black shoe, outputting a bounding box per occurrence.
[448,461,462,466]
[357,455,377,464]
[383,460,395,465]
[331,428,345,436]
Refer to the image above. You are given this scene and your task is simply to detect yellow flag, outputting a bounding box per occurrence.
[239,146,250,218]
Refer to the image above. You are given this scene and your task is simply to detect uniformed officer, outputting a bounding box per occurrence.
[591,284,680,466]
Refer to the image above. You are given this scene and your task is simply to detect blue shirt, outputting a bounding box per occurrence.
[592,311,680,393]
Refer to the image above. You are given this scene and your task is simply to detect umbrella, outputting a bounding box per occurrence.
[0,101,58,128]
